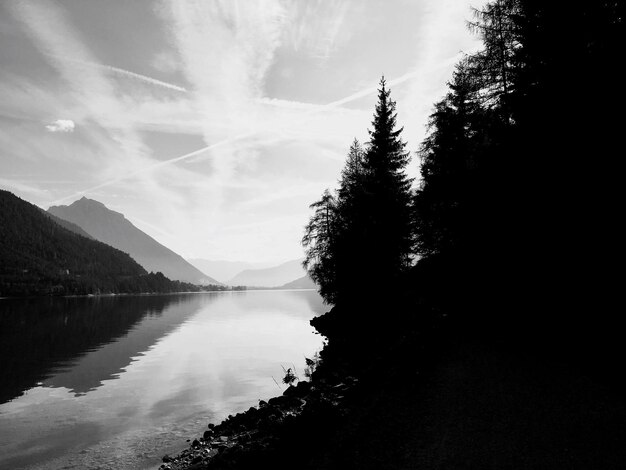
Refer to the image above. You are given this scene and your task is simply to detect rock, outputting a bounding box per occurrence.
[267,396,283,406]
[297,380,312,394]
[192,439,201,448]
[162,454,172,463]
[259,400,268,407]
[268,395,304,409]
[208,423,215,429]
[203,430,213,440]
[283,380,312,397]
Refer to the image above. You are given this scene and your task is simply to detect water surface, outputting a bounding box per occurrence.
[0,290,326,469]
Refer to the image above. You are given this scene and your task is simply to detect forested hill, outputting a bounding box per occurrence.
[0,190,200,297]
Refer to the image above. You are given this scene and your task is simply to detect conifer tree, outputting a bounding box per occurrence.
[303,78,413,305]
[302,189,338,303]
[414,60,490,257]
[360,78,413,282]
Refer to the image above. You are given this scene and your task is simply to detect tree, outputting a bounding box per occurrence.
[302,189,338,303]
[303,78,413,305]
[467,0,521,118]
[360,77,414,283]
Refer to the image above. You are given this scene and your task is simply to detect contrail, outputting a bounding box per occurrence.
[48,54,188,93]
[47,132,252,206]
[47,70,422,206]
[256,69,421,112]
[324,69,421,109]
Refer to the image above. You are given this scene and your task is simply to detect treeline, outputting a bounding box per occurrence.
[0,190,226,296]
[304,1,624,376]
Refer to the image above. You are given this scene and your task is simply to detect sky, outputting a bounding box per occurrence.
[0,0,485,265]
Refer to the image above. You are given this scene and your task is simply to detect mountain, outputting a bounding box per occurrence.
[42,210,94,239]
[228,259,306,287]
[186,259,270,284]
[48,197,220,285]
[0,190,197,296]
[276,275,317,290]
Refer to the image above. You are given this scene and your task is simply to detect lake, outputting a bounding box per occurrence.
[0,290,326,469]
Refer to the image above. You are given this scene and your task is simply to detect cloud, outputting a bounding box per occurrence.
[151,50,181,74]
[160,0,285,135]
[45,118,75,133]
[0,177,50,198]
[283,0,351,60]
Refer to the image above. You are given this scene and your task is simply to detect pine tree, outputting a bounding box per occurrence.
[414,60,490,257]
[303,78,413,305]
[360,77,413,282]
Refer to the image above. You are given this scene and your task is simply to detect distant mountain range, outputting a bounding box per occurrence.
[186,259,271,284]
[0,190,198,296]
[227,258,307,288]
[276,275,316,290]
[49,197,219,285]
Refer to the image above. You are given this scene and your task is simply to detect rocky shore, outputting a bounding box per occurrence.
[156,302,390,470]
[158,367,359,470]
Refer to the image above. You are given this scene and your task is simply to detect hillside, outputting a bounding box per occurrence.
[48,198,220,285]
[277,275,316,290]
[228,259,306,287]
[43,210,94,239]
[0,190,198,296]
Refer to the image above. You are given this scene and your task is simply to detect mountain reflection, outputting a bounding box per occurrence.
[0,290,324,469]
[0,294,210,403]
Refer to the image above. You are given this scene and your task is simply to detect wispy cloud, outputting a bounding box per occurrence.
[283,0,351,60]
[46,135,248,206]
[46,67,414,206]
[0,177,50,198]
[10,1,146,154]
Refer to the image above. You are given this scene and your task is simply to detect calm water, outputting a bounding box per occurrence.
[0,290,326,470]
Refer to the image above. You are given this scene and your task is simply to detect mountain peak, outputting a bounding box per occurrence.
[71,196,107,209]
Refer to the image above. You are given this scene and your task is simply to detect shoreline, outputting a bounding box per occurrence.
[0,288,316,301]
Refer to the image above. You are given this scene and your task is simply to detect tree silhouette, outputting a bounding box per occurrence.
[302,189,338,303]
[409,0,625,382]
[360,78,413,284]
[304,78,412,306]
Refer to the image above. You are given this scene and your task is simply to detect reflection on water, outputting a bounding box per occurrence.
[0,290,326,470]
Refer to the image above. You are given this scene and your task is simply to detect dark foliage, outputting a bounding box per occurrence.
[413,0,625,383]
